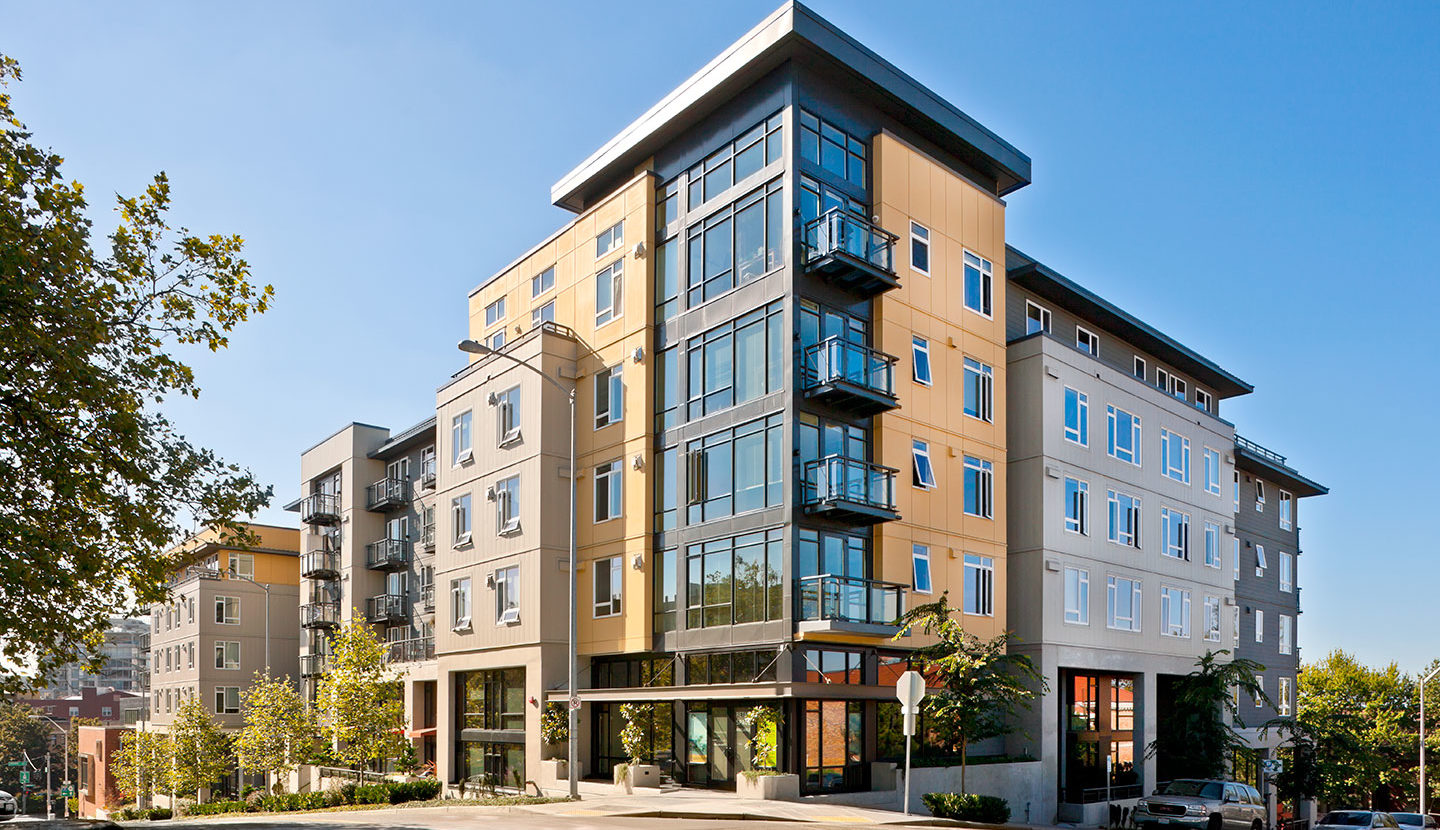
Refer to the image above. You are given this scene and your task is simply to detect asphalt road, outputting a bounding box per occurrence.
[140,813,840,830]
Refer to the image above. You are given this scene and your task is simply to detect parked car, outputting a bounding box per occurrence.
[0,789,14,822]
[1316,812,1401,830]
[1391,815,1438,830]
[1135,779,1267,830]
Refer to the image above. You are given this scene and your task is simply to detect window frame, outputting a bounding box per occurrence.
[531,265,556,299]
[909,221,930,276]
[1255,478,1267,512]
[213,640,240,671]
[1195,388,1213,412]
[963,455,994,519]
[1204,521,1221,569]
[214,686,241,715]
[1025,300,1051,335]
[595,220,624,259]
[1203,447,1223,496]
[1204,595,1222,642]
[1255,543,1268,576]
[1064,476,1089,536]
[1159,585,1192,638]
[1160,506,1190,561]
[963,357,994,422]
[1133,355,1147,379]
[214,596,240,626]
[483,296,506,328]
[1064,387,1089,447]
[595,259,624,327]
[1064,566,1090,625]
[593,555,623,618]
[1278,676,1293,717]
[912,336,932,386]
[495,564,520,625]
[962,554,994,617]
[1280,551,1294,593]
[1160,429,1191,483]
[1106,405,1141,466]
[1075,325,1099,357]
[495,386,521,446]
[494,475,520,535]
[594,364,624,429]
[1255,608,1265,643]
[1279,613,1293,655]
[451,577,472,631]
[531,300,555,328]
[962,250,993,318]
[911,544,932,594]
[912,440,937,490]
[1107,489,1142,549]
[1106,574,1142,632]
[594,460,623,523]
[452,410,473,466]
[1279,490,1293,530]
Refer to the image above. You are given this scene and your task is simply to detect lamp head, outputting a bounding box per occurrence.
[457,339,492,356]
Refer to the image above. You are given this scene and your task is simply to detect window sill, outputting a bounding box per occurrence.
[452,620,473,633]
[454,535,473,549]
[453,450,474,466]
[498,432,522,449]
[498,523,522,537]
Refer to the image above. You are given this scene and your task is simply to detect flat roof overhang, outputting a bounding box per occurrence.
[1235,444,1329,497]
[550,1,1031,213]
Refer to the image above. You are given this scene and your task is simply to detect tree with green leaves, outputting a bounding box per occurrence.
[1147,650,1267,781]
[0,53,273,693]
[169,697,231,804]
[236,673,312,793]
[314,621,406,780]
[894,595,1045,794]
[0,702,53,793]
[109,729,172,807]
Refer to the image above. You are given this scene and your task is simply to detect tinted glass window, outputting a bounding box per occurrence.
[1320,813,1373,827]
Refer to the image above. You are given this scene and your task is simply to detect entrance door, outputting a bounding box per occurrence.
[709,706,733,785]
[684,704,741,788]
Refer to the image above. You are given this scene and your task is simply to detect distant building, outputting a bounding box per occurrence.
[41,617,150,696]
[16,686,141,724]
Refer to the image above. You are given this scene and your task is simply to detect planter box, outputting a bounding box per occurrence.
[736,773,800,801]
[613,764,661,793]
[539,759,582,789]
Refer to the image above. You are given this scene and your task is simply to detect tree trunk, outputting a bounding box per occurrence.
[960,736,968,795]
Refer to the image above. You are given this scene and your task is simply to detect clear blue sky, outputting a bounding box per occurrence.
[8,1,1438,671]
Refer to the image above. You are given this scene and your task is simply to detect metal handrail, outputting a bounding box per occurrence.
[385,636,435,664]
[802,454,898,511]
[300,493,340,523]
[1235,434,1288,466]
[419,457,437,487]
[300,550,339,578]
[420,583,435,611]
[299,653,329,676]
[421,523,436,549]
[802,207,897,273]
[367,593,408,621]
[366,477,407,508]
[365,538,410,569]
[801,337,896,396]
[796,573,905,625]
[300,602,340,627]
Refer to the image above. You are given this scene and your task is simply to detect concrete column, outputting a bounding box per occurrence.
[1140,670,1158,797]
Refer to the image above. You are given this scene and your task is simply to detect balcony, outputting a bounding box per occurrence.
[366,593,409,624]
[420,523,436,551]
[299,654,329,677]
[299,493,340,526]
[365,538,410,572]
[796,574,906,637]
[300,602,340,630]
[385,636,435,664]
[801,455,900,524]
[365,477,407,511]
[419,583,435,613]
[801,208,899,297]
[300,550,340,580]
[801,337,899,415]
[419,458,437,491]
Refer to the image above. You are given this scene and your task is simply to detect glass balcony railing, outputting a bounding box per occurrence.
[366,593,408,624]
[365,477,407,511]
[300,602,340,629]
[801,337,898,413]
[385,636,435,664]
[801,208,898,295]
[299,493,340,526]
[300,550,340,580]
[796,574,905,628]
[801,455,899,523]
[365,538,410,571]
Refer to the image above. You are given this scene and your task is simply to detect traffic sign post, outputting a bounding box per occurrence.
[896,670,927,817]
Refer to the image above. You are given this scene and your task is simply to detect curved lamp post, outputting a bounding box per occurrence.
[29,713,68,820]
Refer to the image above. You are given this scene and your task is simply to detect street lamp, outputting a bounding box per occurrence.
[30,713,68,820]
[1422,665,1440,816]
[458,337,578,800]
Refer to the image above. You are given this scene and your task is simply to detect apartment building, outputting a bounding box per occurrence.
[1004,248,1257,823]
[41,617,150,696]
[146,524,301,731]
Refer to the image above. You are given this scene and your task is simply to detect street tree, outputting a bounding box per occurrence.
[0,53,273,692]
[894,595,1045,794]
[1147,650,1267,781]
[169,697,231,804]
[314,621,406,780]
[0,702,52,793]
[109,729,172,807]
[236,673,312,793]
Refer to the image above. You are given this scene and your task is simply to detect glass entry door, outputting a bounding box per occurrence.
[685,703,740,788]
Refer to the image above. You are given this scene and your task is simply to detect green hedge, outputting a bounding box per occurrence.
[922,792,1011,824]
[112,806,174,821]
[172,779,443,817]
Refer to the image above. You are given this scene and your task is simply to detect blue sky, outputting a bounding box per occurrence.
[7,1,1438,670]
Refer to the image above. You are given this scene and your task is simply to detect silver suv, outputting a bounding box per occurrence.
[1135,779,1267,830]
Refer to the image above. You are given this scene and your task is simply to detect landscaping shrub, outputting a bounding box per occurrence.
[389,779,441,804]
[921,793,1011,824]
[353,783,391,804]
[146,807,173,820]
[338,782,358,804]
[184,800,248,816]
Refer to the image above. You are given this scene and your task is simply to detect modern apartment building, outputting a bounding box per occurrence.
[146,523,301,731]
[41,617,150,697]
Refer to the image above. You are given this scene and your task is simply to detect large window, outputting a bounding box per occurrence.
[1280,552,1294,593]
[595,364,624,429]
[912,545,932,594]
[795,528,869,582]
[452,410,473,465]
[685,414,783,523]
[1107,575,1142,632]
[1204,521,1221,568]
[228,554,254,580]
[1107,490,1141,549]
[495,565,519,625]
[963,554,994,617]
[1204,596,1222,642]
[214,596,239,625]
[596,220,624,258]
[963,251,993,317]
[686,302,784,418]
[1065,387,1089,446]
[655,233,679,321]
[912,440,936,489]
[799,109,865,188]
[686,180,783,306]
[594,461,623,523]
[963,358,994,422]
[457,668,527,790]
[214,686,240,715]
[1161,430,1191,483]
[595,259,623,326]
[451,577,472,630]
[1107,406,1141,465]
[213,641,240,670]
[1279,614,1293,655]
[593,555,622,618]
[685,528,783,627]
[690,112,784,209]
[1065,477,1089,535]
[1160,586,1191,638]
[1065,566,1089,625]
[1204,447,1222,495]
[1160,507,1190,560]
[963,456,994,518]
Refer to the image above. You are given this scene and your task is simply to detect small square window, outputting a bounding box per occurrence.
[1133,356,1147,379]
[1025,300,1051,335]
[596,220,624,259]
[1075,326,1099,357]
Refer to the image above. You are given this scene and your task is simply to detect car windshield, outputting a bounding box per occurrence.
[1161,780,1223,799]
[1393,816,1423,826]
[1321,813,1375,826]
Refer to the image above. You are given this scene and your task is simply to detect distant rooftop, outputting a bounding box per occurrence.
[1235,434,1328,497]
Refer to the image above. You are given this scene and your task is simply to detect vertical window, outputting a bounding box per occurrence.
[1279,490,1293,530]
[485,327,505,352]
[1160,586,1191,638]
[452,493,472,543]
[1233,538,1241,581]
[912,337,932,385]
[596,220,624,258]
[963,358,994,422]
[656,235,679,321]
[214,596,239,625]
[1278,677,1293,717]
[688,303,783,417]
[595,364,624,429]
[1025,301,1051,335]
[685,415,783,522]
[1156,367,1170,392]
[1107,491,1141,549]
[594,461,623,523]
[1064,388,1089,446]
[451,577,472,630]
[1255,609,1265,643]
[910,222,930,275]
[531,265,555,298]
[1064,567,1089,625]
[912,440,936,489]
[1133,356,1147,379]
[1204,448,1222,495]
[594,555,622,617]
[1160,507,1190,560]
[1107,575,1142,632]
[1204,596,1222,642]
[1160,430,1191,483]
[495,476,520,534]
[1171,376,1187,400]
[1280,552,1294,593]
[1075,326,1099,357]
[495,387,521,445]
[228,553,255,580]
[1279,614,1293,655]
[962,251,993,317]
[963,555,994,616]
[1195,388,1213,412]
[1204,522,1221,568]
[798,109,865,188]
[495,565,520,624]
[595,259,623,326]
[452,410,473,465]
[911,545,932,594]
[1255,479,1266,512]
[1255,543,1268,576]
[484,297,506,327]
[1233,472,1240,511]
[963,456,994,518]
[1106,406,1141,465]
[1064,477,1089,535]
[214,641,240,670]
[531,300,555,328]
[1233,606,1240,643]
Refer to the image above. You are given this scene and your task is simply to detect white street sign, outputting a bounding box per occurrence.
[569,695,582,711]
[895,670,927,817]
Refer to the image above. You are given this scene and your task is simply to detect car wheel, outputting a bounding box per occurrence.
[1208,815,1223,830]
[1251,820,1264,830]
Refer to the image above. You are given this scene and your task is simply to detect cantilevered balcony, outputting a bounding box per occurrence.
[365,538,410,572]
[420,522,436,552]
[801,208,899,297]
[419,457,437,491]
[801,337,898,415]
[801,455,900,524]
[385,636,435,664]
[419,583,435,614]
[300,550,340,580]
[300,601,340,630]
[366,593,408,624]
[796,574,905,637]
[299,654,329,677]
[299,493,340,526]
[365,477,407,511]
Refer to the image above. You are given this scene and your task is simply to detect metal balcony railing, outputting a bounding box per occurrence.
[299,654,329,677]
[366,593,408,624]
[365,477,407,511]
[801,337,898,414]
[801,208,898,295]
[300,602,340,629]
[419,583,435,613]
[419,457,437,490]
[801,455,899,523]
[300,550,340,580]
[365,538,410,571]
[796,574,905,627]
[420,523,436,551]
[1235,434,1288,467]
[385,636,435,664]
[299,493,341,526]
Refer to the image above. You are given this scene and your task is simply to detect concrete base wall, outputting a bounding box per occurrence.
[812,760,1044,822]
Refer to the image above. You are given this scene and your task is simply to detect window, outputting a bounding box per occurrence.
[912,545,932,594]
[452,410,473,465]
[687,303,784,417]
[495,565,519,625]
[1064,388,1089,446]
[1255,543,1268,576]
[912,440,936,489]
[685,415,783,522]
[1255,608,1265,643]
[685,179,783,306]
[1195,388,1213,412]
[1107,490,1141,549]
[594,555,622,617]
[963,358,994,422]
[685,529,783,627]
[1160,586,1191,638]
[798,109,865,188]
[102,706,112,719]
[1025,300,1051,335]
[963,554,994,616]
[1156,367,1170,391]
[489,387,519,446]
[214,641,240,670]
[1065,477,1089,535]
[1254,677,1265,709]
[1161,507,1190,560]
[912,337,932,385]
[1064,566,1089,625]
[494,475,520,534]
[486,330,506,353]
[1107,406,1141,465]
[1075,326,1099,357]
[1107,575,1142,632]
[963,251,993,316]
[484,297,506,327]
[214,596,239,625]
[1204,522,1221,568]
[531,265,555,298]
[214,686,240,715]
[1280,551,1294,593]
[1234,538,1241,581]
[595,259,624,326]
[594,460,622,523]
[452,493,472,545]
[910,221,930,275]
[531,300,555,328]
[1278,677,1293,717]
[228,553,254,580]
[1161,430,1190,483]
[1171,376,1187,400]
[1255,478,1266,512]
[1204,448,1222,495]
[1279,614,1293,655]
[1233,606,1240,643]
[1280,490,1293,530]
[1233,472,1240,511]
[595,364,624,429]
[688,113,784,209]
[595,220,624,258]
[1204,596,1222,642]
[963,456,994,518]
[451,577,472,630]
[1133,356,1147,379]
[187,643,194,669]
